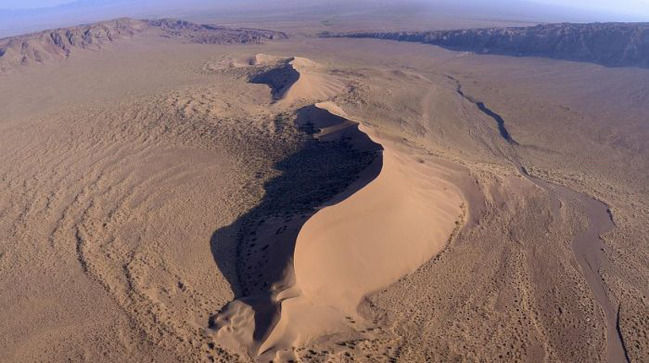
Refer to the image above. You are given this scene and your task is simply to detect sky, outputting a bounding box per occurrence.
[530,0,649,18]
[0,0,73,9]
[2,0,648,16]
[1,0,648,16]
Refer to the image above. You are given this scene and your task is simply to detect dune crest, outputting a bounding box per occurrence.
[257,104,466,358]
[232,54,344,105]
[213,78,465,359]
[296,102,465,314]
[278,57,346,105]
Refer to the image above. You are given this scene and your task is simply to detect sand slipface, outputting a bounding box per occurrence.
[295,102,464,314]
[246,55,344,105]
[256,102,465,358]
[294,144,463,310]
[211,57,465,360]
[279,57,346,106]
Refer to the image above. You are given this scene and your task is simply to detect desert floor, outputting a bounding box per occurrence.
[1,28,648,362]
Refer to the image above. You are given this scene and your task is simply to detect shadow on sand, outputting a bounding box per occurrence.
[249,60,300,101]
[209,105,382,343]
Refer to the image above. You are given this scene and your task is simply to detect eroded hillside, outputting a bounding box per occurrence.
[327,22,649,68]
[0,18,286,72]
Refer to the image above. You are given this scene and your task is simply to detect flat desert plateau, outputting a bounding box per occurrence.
[0,15,648,363]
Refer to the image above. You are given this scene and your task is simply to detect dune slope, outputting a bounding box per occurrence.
[212,61,466,359]
[260,107,466,358]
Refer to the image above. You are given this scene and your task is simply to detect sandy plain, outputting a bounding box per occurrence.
[0,17,648,363]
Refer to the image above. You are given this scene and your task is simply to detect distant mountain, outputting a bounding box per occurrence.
[0,0,130,37]
[324,22,649,68]
[0,0,215,37]
[0,18,287,73]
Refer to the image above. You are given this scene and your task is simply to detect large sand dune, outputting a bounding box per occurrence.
[259,104,465,358]
[212,59,465,360]
[294,102,464,315]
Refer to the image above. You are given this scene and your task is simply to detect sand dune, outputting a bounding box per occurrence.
[213,70,465,359]
[278,57,346,105]
[260,124,465,359]
[294,104,464,313]
[245,55,344,105]
[256,103,465,356]
[228,54,347,108]
[210,60,383,359]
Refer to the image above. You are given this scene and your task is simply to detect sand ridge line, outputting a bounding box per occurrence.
[210,57,466,361]
[256,102,466,360]
[246,54,346,106]
[211,102,383,360]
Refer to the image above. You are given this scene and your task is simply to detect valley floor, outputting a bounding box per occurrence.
[1,33,648,362]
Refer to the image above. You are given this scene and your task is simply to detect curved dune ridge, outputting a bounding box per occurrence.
[296,108,465,312]
[245,54,345,105]
[259,103,466,358]
[278,57,346,105]
[213,58,466,360]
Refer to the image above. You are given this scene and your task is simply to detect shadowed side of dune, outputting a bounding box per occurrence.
[249,61,300,101]
[209,105,382,356]
[253,104,467,359]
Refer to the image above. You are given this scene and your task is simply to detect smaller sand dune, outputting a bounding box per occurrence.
[250,60,300,101]
[226,54,345,105]
[279,57,346,105]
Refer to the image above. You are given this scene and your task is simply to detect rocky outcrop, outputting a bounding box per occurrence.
[324,22,649,68]
[0,18,287,72]
[0,18,143,70]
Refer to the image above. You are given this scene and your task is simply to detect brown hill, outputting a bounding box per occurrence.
[0,18,287,72]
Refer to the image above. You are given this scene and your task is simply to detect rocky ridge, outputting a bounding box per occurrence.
[0,18,287,72]
[324,22,649,68]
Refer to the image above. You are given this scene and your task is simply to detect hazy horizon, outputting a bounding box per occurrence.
[1,0,648,37]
